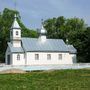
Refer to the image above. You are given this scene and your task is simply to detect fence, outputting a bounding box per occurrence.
[0,63,90,71]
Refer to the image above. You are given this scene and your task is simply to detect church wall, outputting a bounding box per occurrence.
[12,53,25,65]
[26,52,74,65]
[12,41,21,47]
[12,29,21,40]
[69,54,77,63]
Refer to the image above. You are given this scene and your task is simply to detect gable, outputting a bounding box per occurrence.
[7,42,24,53]
[68,45,77,54]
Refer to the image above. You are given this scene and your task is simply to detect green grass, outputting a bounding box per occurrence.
[0,69,90,90]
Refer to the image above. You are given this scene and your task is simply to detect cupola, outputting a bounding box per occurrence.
[38,20,47,42]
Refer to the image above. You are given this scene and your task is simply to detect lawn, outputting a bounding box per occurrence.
[0,69,90,90]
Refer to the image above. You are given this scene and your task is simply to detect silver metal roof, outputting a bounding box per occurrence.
[7,38,77,53]
[22,38,69,52]
[67,45,77,54]
[8,42,24,53]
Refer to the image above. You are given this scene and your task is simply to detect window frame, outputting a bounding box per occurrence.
[17,54,20,60]
[58,54,62,60]
[16,31,19,35]
[35,54,39,60]
[47,54,51,60]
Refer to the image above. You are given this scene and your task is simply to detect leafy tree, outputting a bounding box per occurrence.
[0,8,37,62]
[44,16,89,62]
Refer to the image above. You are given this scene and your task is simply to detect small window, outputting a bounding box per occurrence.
[58,54,62,60]
[16,31,18,35]
[17,54,20,60]
[47,54,51,60]
[35,54,39,60]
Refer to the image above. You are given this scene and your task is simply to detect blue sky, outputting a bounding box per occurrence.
[0,0,90,29]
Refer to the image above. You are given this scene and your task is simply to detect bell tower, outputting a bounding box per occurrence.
[10,14,21,47]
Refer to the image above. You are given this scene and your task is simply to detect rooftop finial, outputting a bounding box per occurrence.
[38,19,47,42]
[14,14,17,18]
[41,19,44,25]
[14,14,18,21]
[41,19,44,29]
[66,39,69,45]
[40,19,47,34]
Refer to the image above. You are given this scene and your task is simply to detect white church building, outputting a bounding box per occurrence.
[5,15,77,65]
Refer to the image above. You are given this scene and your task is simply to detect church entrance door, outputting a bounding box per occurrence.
[7,55,10,65]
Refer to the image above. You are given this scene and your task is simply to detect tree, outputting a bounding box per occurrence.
[44,16,89,62]
[0,8,37,62]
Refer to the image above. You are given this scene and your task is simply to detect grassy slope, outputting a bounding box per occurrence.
[0,69,90,90]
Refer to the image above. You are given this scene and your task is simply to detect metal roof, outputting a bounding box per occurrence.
[67,45,77,54]
[22,38,69,52]
[8,42,24,53]
[7,38,77,53]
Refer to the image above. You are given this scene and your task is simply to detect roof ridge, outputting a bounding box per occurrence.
[22,37,63,40]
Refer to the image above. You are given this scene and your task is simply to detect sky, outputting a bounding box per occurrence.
[0,0,90,29]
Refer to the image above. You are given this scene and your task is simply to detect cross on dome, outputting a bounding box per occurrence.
[38,19,47,42]
[39,19,47,35]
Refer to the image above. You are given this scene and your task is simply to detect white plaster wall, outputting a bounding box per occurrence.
[11,28,21,47]
[5,49,76,65]
[26,52,74,65]
[69,54,77,63]
[13,29,21,39]
[12,41,21,47]
[10,29,21,41]
[39,36,46,42]
[12,53,25,65]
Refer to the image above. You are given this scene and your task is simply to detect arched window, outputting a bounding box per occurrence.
[17,54,20,60]
[16,31,18,35]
